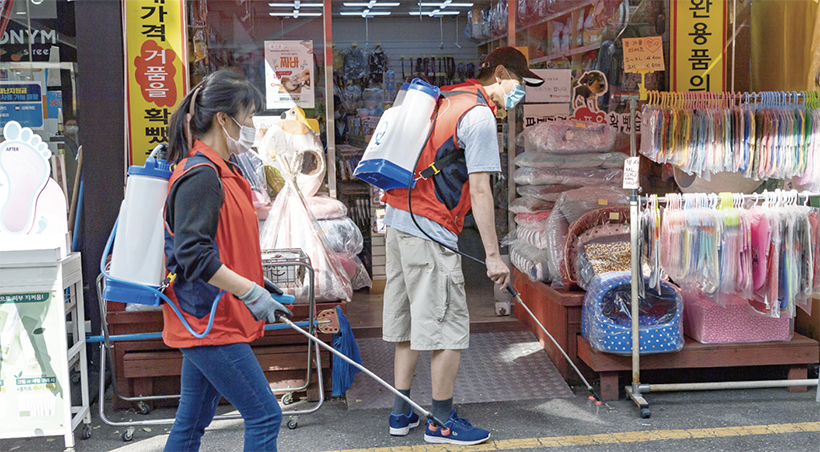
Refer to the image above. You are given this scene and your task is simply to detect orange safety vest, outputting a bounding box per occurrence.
[161,141,265,348]
[383,79,497,235]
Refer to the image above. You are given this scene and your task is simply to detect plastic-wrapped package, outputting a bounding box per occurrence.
[683,291,792,344]
[514,151,627,169]
[544,186,629,287]
[306,194,348,220]
[582,272,684,355]
[514,225,549,249]
[318,217,364,255]
[521,120,617,154]
[234,152,273,219]
[574,223,631,290]
[258,127,352,303]
[509,196,554,214]
[337,252,372,290]
[513,167,623,186]
[560,206,630,289]
[516,184,579,201]
[515,211,551,228]
[510,241,551,282]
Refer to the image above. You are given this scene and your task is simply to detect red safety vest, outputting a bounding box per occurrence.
[162,141,265,348]
[383,79,497,234]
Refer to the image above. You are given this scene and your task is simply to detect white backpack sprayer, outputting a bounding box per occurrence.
[100,144,237,338]
[353,78,603,404]
[94,143,453,430]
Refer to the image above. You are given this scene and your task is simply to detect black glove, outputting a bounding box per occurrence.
[238,283,294,323]
[263,277,284,296]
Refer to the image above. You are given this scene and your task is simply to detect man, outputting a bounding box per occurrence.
[381,47,543,445]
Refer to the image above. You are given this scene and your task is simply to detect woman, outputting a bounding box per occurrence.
[162,70,292,452]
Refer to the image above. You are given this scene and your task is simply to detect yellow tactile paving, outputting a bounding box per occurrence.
[318,421,820,452]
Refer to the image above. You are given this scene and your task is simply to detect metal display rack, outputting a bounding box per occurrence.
[93,249,325,440]
[620,97,820,418]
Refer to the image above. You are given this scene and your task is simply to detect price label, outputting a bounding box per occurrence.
[623,157,641,190]
[623,36,665,73]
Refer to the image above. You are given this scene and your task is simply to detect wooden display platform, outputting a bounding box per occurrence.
[512,268,592,383]
[577,334,820,401]
[106,301,344,410]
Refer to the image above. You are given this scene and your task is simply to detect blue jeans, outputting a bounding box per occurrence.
[164,343,282,451]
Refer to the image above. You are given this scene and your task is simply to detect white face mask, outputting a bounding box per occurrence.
[222,115,256,155]
[65,125,79,136]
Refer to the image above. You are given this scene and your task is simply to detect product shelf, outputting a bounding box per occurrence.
[529,42,603,64]
[518,0,597,33]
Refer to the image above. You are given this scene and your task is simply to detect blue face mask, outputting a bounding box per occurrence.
[501,69,526,109]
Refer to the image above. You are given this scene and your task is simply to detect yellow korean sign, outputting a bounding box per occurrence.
[123,0,188,166]
[670,0,726,92]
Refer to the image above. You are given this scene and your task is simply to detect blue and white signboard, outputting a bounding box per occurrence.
[0,82,44,129]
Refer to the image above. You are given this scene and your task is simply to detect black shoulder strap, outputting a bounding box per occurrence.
[181,154,223,191]
[417,89,481,180]
[418,148,465,180]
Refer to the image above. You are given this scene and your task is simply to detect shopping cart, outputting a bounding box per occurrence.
[91,248,330,441]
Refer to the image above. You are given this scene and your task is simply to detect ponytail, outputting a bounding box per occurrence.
[167,86,197,163]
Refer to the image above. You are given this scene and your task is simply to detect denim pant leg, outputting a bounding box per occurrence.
[164,353,221,452]
[169,343,282,451]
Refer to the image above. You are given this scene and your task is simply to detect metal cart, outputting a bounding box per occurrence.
[92,248,329,441]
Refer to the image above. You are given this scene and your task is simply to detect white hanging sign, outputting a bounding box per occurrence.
[623,156,641,190]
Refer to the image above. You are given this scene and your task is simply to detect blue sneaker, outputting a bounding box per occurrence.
[389,409,420,436]
[423,408,490,445]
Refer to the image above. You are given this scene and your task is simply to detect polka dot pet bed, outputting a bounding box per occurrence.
[581,271,684,355]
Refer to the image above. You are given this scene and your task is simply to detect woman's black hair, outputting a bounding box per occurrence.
[167,70,264,163]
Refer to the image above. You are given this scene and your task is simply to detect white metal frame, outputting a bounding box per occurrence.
[0,249,91,451]
[623,100,820,417]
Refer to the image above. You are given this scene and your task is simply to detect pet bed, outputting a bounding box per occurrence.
[582,271,684,355]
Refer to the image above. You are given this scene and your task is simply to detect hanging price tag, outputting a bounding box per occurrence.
[623,157,641,190]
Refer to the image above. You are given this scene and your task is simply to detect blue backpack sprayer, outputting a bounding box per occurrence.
[355,78,602,404]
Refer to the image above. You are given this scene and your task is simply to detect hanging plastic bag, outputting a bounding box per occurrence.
[258,125,352,303]
[256,109,327,198]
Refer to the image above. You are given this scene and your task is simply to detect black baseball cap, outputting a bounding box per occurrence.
[481,47,544,87]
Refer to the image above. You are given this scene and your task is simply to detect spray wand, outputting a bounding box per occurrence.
[405,98,603,404]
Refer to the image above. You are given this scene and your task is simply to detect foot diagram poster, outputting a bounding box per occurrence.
[264,40,315,110]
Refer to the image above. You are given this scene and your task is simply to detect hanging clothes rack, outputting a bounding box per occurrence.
[623,95,820,418]
[639,90,820,186]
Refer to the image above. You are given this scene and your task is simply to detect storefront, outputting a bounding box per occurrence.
[1,0,819,445]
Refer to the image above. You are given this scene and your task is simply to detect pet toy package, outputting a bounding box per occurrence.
[514,150,627,169]
[521,120,617,154]
[513,167,623,187]
[516,184,580,202]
